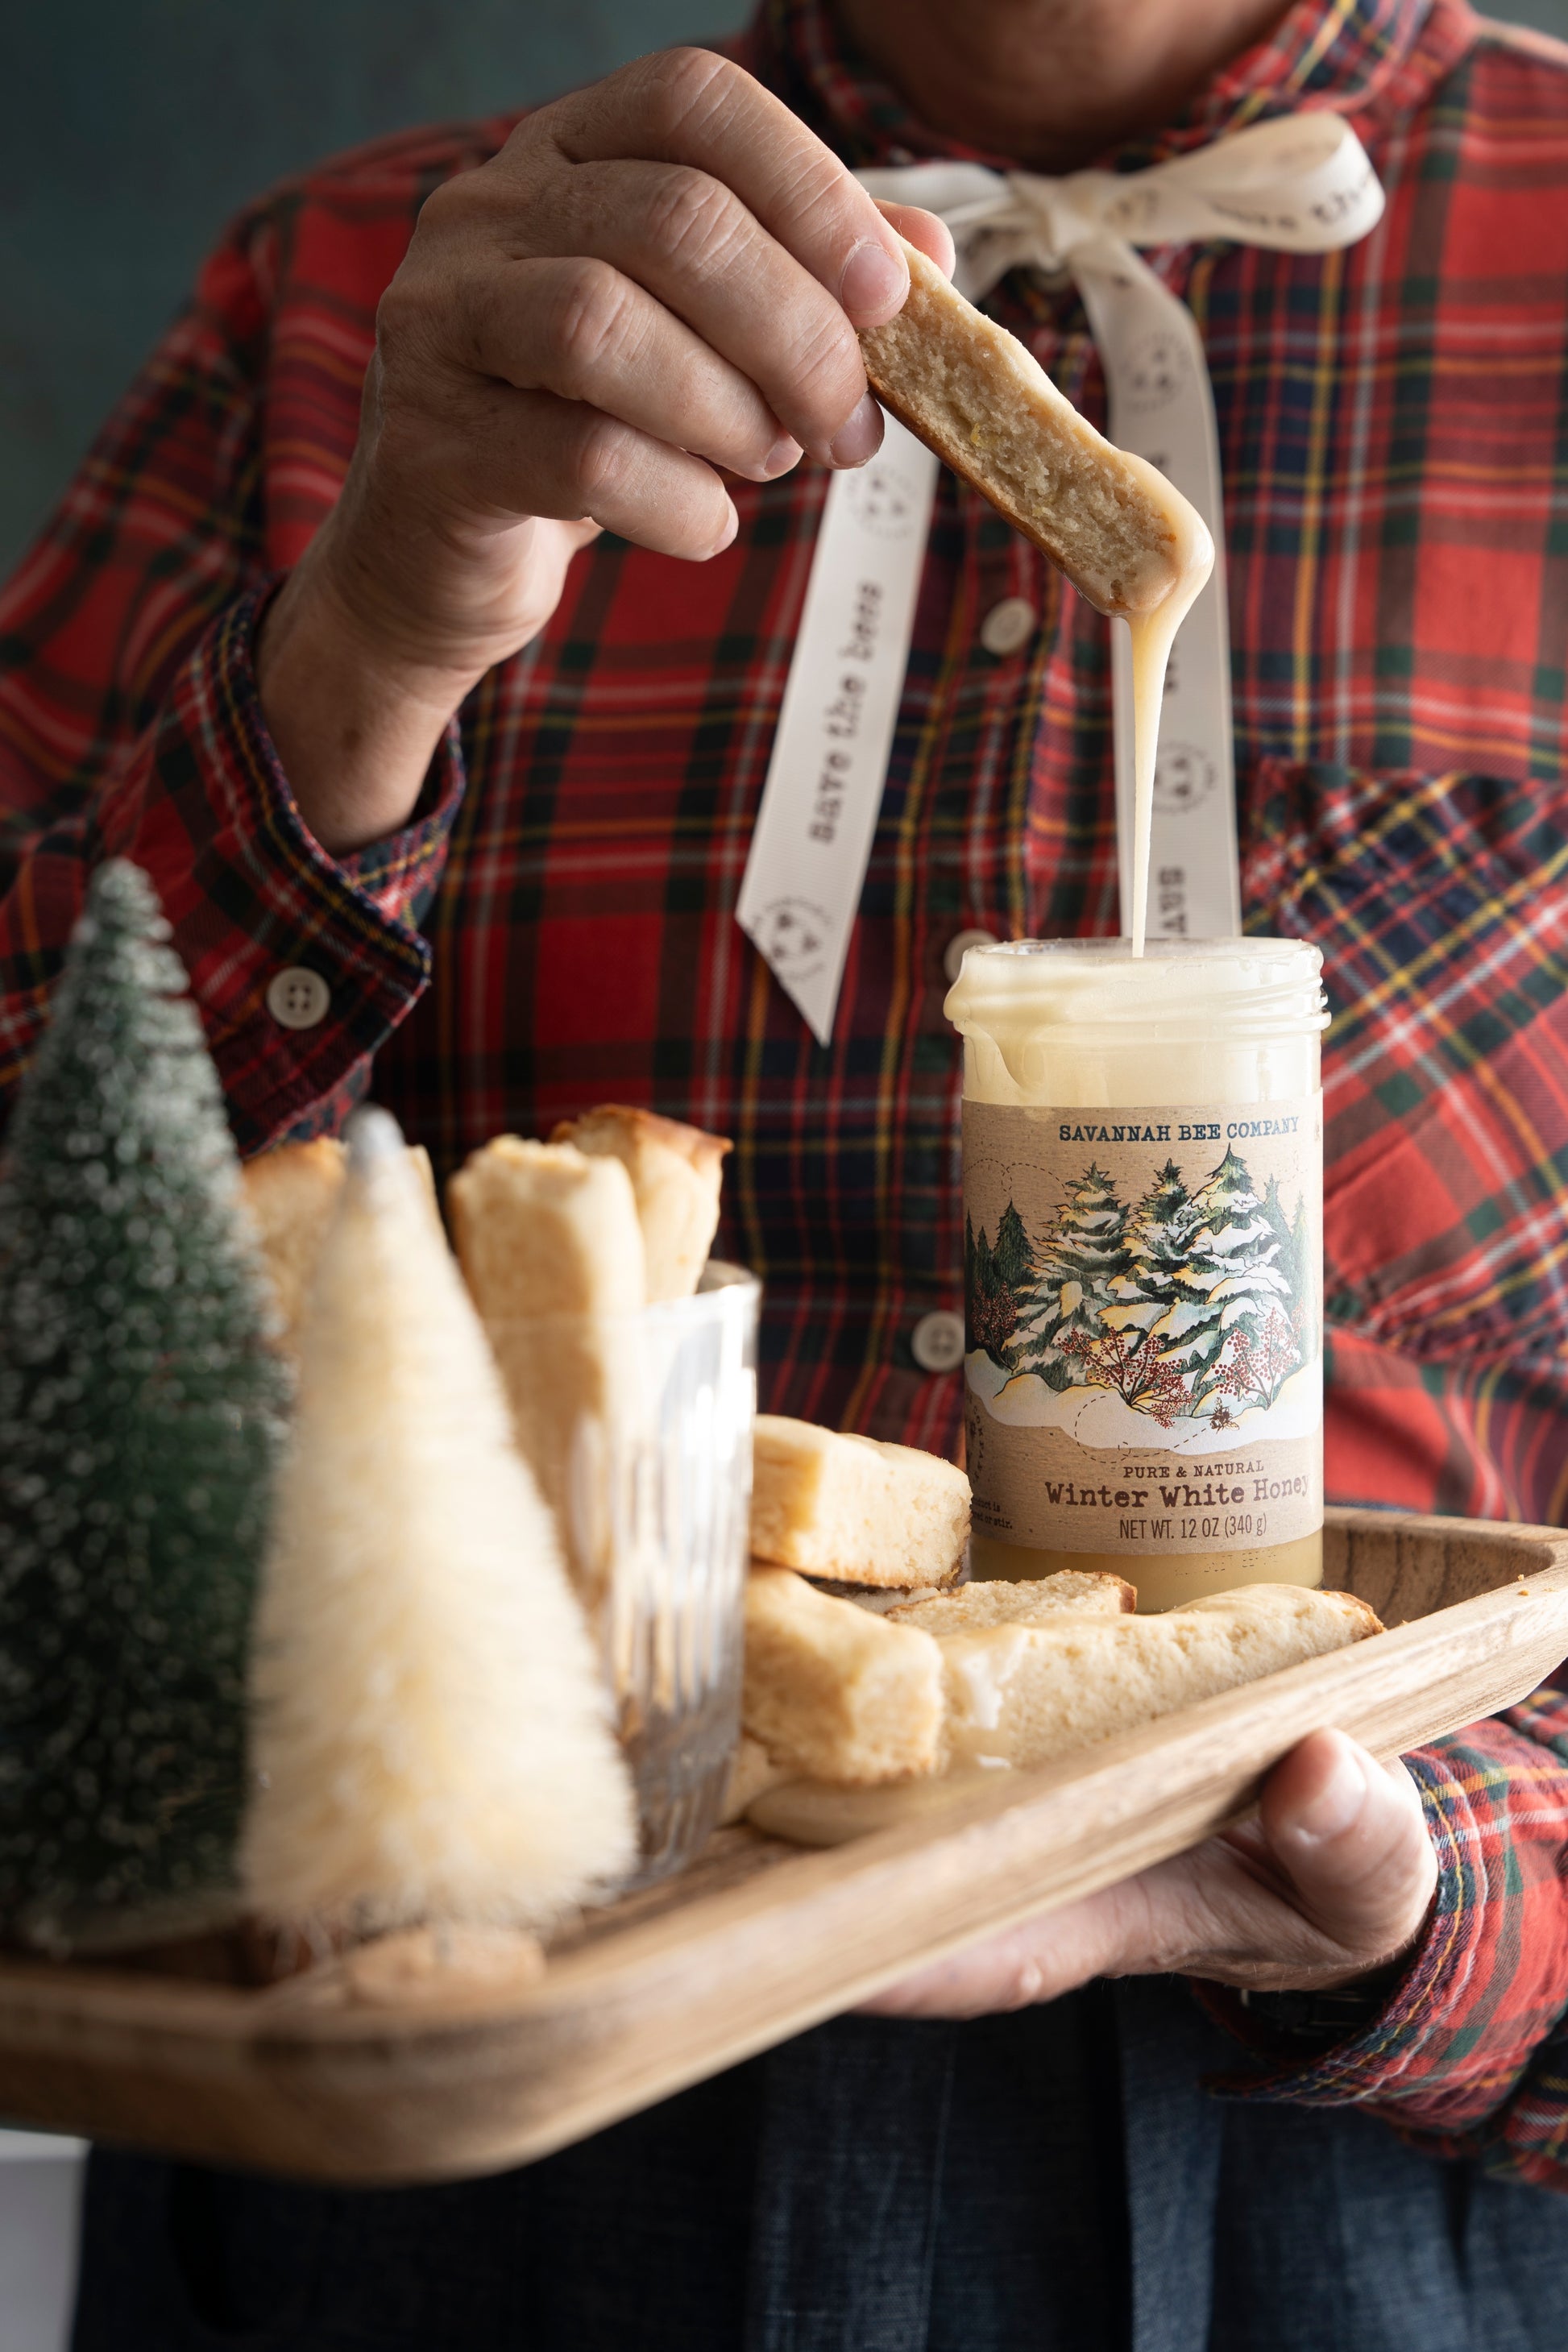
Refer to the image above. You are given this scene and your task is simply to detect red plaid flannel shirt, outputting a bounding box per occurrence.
[2,0,1568,2174]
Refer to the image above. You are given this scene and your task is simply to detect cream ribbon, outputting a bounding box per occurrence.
[736,114,1384,1043]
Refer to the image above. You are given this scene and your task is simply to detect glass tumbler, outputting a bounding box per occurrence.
[484,1263,759,1887]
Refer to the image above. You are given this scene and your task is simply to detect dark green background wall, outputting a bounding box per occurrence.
[2,0,1565,573]
[0,0,749,570]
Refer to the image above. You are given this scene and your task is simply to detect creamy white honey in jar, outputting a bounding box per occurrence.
[945,940,1329,1612]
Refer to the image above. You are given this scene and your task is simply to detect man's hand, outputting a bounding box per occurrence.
[862,1728,1437,2019]
[255,48,952,855]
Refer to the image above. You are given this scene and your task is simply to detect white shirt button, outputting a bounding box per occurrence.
[266,967,331,1031]
[979,597,1038,657]
[911,1309,966,1374]
[943,927,999,985]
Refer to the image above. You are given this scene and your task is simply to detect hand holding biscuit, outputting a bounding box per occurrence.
[255,50,952,856]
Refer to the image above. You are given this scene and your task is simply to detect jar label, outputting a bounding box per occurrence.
[962,1097,1322,1557]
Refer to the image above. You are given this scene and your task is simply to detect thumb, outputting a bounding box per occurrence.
[875,201,957,280]
[1257,1728,1437,1968]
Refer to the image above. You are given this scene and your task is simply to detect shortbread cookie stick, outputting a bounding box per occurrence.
[717,1733,791,1826]
[860,239,1211,620]
[243,1139,440,1354]
[262,1923,548,2013]
[942,1585,1381,1771]
[405,1143,438,1217]
[550,1104,732,1303]
[750,1417,970,1589]
[888,1570,1135,1636]
[450,1136,645,1318]
[743,1570,945,1785]
[449,1138,646,1604]
[240,1139,345,1350]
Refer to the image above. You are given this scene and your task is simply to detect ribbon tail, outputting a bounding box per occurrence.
[736,421,940,1046]
[736,916,843,1051]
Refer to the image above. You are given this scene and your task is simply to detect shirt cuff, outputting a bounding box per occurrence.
[1190,1732,1566,2131]
[95,586,465,1153]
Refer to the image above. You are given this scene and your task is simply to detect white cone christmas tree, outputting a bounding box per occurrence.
[241,1107,636,1935]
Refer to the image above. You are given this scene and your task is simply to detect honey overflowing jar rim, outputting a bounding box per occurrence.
[945,935,1329,1047]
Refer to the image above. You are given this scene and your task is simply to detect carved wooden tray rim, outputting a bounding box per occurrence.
[2,1506,1566,2183]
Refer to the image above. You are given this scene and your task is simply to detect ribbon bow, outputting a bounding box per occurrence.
[738,115,1385,1042]
[861,112,1383,300]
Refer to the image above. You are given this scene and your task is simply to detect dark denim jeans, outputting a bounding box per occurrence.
[72,1979,1568,2352]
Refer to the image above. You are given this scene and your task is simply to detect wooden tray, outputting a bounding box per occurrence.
[2,1506,1566,2186]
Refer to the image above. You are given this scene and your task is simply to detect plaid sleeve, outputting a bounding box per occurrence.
[0,209,463,1155]
[1197,1699,1568,2188]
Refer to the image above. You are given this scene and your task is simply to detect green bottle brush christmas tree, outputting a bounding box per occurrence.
[0,861,286,1952]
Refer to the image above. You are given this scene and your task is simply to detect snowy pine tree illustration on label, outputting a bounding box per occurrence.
[946,940,1329,1612]
[964,1097,1322,1565]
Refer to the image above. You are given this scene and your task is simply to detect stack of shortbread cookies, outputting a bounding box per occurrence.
[241,1114,1381,1862]
[446,1110,730,1602]
[248,1107,733,1603]
[735,1419,1379,1832]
